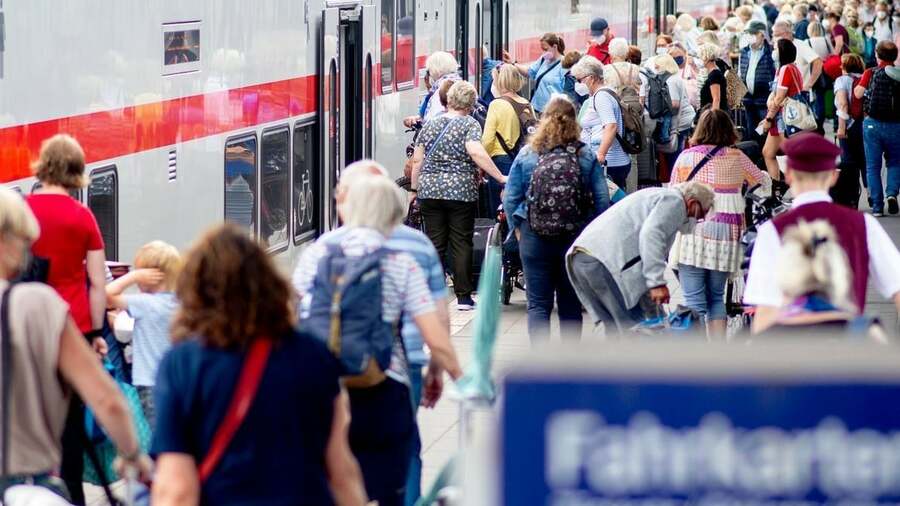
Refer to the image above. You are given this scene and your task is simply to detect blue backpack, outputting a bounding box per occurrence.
[300,244,396,388]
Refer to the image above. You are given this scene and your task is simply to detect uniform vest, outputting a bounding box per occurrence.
[772,201,869,313]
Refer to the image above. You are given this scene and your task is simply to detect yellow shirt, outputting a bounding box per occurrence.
[481,96,531,158]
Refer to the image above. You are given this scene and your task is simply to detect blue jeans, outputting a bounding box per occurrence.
[677,264,729,321]
[864,118,900,213]
[404,365,423,506]
[488,155,513,216]
[606,163,631,191]
[518,221,583,340]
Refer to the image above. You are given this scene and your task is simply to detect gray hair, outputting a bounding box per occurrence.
[773,19,794,37]
[609,38,630,59]
[340,159,389,193]
[447,80,478,111]
[0,186,39,243]
[677,181,715,210]
[570,55,605,81]
[697,43,721,63]
[425,51,459,80]
[339,174,406,237]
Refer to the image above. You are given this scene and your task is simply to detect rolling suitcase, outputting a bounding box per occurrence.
[471,218,495,286]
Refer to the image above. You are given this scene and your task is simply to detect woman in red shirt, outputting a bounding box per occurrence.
[25,134,108,504]
[760,38,806,180]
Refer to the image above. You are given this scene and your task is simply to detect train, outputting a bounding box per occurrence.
[0,0,729,269]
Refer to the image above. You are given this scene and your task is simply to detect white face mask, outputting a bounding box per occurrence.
[542,50,554,61]
[574,81,591,96]
[865,29,875,36]
[656,47,669,55]
[877,10,888,19]
[490,84,501,97]
[823,19,832,29]
[594,34,607,45]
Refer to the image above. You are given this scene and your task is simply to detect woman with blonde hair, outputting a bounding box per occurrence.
[25,133,109,502]
[761,219,886,339]
[503,96,610,341]
[0,187,152,502]
[653,54,696,168]
[483,63,535,213]
[152,223,369,505]
[698,43,729,111]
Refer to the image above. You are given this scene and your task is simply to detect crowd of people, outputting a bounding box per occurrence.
[3,0,900,504]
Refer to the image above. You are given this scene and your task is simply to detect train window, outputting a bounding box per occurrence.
[224,136,258,234]
[162,22,201,75]
[395,0,415,88]
[32,181,82,200]
[292,122,319,244]
[87,168,118,261]
[260,128,290,251]
[380,0,395,91]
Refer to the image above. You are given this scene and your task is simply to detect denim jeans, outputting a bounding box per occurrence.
[811,89,827,133]
[404,365,423,506]
[606,163,631,191]
[743,99,768,143]
[518,221,583,340]
[863,118,900,213]
[677,264,729,321]
[488,155,513,217]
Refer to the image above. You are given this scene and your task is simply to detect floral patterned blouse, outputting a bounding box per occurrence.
[416,114,483,202]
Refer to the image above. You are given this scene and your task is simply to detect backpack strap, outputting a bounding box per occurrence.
[199,337,273,483]
[533,59,561,90]
[1,287,12,477]
[495,97,534,157]
[686,145,725,181]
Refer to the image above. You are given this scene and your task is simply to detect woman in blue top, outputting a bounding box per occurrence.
[503,96,610,341]
[504,33,567,115]
[151,223,366,506]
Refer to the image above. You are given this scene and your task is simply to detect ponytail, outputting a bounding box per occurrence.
[541,33,566,53]
[776,219,855,311]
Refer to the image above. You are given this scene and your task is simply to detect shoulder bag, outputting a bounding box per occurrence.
[424,118,457,160]
[781,67,817,134]
[198,337,273,482]
[686,145,725,182]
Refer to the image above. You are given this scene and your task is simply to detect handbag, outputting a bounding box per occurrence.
[198,337,272,482]
[782,93,818,133]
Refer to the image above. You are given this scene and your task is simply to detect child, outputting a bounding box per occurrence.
[106,240,181,431]
[862,22,878,67]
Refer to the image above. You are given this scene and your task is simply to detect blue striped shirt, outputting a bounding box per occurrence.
[580,88,631,167]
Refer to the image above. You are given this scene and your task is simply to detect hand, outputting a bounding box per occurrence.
[92,337,108,358]
[114,453,155,484]
[421,365,445,408]
[408,191,417,204]
[403,116,421,128]
[502,50,513,64]
[134,268,165,286]
[648,285,670,305]
[596,151,606,166]
[497,174,508,185]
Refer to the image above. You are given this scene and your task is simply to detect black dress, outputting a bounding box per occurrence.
[700,60,730,111]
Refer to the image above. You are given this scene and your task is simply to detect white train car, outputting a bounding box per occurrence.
[0,0,724,269]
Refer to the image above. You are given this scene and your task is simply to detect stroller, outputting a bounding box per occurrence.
[485,206,522,305]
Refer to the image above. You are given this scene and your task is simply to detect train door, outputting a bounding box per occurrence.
[487,0,508,60]
[320,3,377,232]
[455,0,470,81]
[635,0,655,57]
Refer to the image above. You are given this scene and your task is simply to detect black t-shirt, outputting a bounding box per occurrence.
[700,67,730,111]
[152,329,341,505]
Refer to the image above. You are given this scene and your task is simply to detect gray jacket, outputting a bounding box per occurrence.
[568,187,689,308]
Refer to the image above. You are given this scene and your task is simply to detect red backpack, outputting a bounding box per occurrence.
[849,75,864,120]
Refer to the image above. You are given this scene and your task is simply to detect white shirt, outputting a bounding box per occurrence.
[786,38,821,86]
[745,45,765,95]
[873,17,893,42]
[743,191,900,307]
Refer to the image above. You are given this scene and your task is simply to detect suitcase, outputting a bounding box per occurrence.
[471,218,495,284]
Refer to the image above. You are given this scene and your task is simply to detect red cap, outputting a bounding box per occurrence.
[781,132,841,173]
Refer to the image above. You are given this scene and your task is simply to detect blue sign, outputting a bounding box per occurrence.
[501,368,900,505]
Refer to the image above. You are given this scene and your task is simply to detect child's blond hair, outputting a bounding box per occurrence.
[134,241,182,290]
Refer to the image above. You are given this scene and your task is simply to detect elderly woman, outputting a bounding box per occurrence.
[832,53,866,208]
[669,42,701,110]
[571,55,633,189]
[604,38,647,105]
[25,134,109,501]
[674,13,702,54]
[698,42,729,112]
[0,187,151,501]
[410,81,507,310]
[504,33,567,114]
[292,175,462,506]
[653,54,696,170]
[669,110,771,338]
[152,222,368,506]
[482,64,535,213]
[503,96,610,341]
[403,51,460,127]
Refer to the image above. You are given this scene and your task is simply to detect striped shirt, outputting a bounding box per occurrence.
[291,227,436,384]
[580,87,630,167]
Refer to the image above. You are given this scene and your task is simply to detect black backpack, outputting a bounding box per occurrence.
[642,70,674,120]
[527,142,592,237]
[496,97,539,158]
[864,68,900,122]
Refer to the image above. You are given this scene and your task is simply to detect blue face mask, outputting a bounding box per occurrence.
[673,56,686,66]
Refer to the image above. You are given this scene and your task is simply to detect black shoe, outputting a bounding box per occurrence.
[888,196,898,215]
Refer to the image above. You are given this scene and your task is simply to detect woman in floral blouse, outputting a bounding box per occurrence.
[410,80,507,309]
[669,109,771,338]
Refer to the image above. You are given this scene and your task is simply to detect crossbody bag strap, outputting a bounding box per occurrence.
[1,287,12,476]
[686,145,725,181]
[425,118,457,160]
[198,337,273,483]
[533,59,561,90]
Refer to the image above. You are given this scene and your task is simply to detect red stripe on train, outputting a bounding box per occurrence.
[0,76,318,184]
